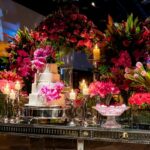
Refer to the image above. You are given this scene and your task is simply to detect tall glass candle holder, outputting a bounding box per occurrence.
[88,59,100,81]
[15,81,22,123]
[3,95,9,123]
[60,51,74,88]
[3,84,10,123]
[81,84,89,127]
[68,89,76,126]
[82,95,89,127]
[9,90,16,124]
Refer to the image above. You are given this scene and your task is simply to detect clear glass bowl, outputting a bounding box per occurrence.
[93,104,130,128]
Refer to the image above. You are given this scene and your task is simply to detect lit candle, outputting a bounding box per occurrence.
[93,44,100,61]
[9,89,16,100]
[15,81,21,91]
[82,85,89,96]
[3,83,10,95]
[69,89,76,100]
[79,79,86,90]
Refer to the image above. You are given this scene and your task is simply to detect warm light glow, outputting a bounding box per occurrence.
[79,79,87,90]
[93,44,100,61]
[15,81,21,91]
[82,84,89,96]
[3,83,10,95]
[9,89,16,100]
[69,89,76,100]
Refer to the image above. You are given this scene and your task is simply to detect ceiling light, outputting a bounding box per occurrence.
[91,2,96,7]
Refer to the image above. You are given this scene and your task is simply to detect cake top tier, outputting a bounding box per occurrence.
[38,63,60,83]
[43,63,58,74]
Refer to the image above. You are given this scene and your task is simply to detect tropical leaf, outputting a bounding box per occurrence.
[108,15,113,26]
[135,26,140,34]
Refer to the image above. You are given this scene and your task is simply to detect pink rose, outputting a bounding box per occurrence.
[136,62,143,69]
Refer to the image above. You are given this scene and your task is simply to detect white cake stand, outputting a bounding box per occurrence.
[93,104,130,129]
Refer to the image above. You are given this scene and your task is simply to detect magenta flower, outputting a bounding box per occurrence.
[54,82,64,92]
[34,48,48,58]
[40,82,64,102]
[18,65,31,77]
[17,50,29,57]
[32,45,56,71]
[32,60,45,71]
[111,50,132,68]
[89,81,120,98]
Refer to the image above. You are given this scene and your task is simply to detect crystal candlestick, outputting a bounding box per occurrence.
[68,100,76,126]
[82,95,89,127]
[15,90,21,123]
[3,95,9,123]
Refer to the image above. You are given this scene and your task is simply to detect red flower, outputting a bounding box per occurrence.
[129,93,150,108]
[17,50,29,57]
[68,37,77,43]
[84,40,93,49]
[77,40,85,47]
[122,40,131,47]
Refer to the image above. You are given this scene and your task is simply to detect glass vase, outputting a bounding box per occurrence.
[131,108,150,129]
[60,51,74,88]
[101,116,121,128]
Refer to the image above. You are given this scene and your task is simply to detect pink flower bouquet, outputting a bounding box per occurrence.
[89,81,120,105]
[89,81,120,98]
[128,93,150,108]
[32,45,56,71]
[39,82,64,102]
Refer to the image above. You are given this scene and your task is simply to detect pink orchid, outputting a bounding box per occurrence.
[40,82,64,102]
[31,60,45,70]
[33,45,56,71]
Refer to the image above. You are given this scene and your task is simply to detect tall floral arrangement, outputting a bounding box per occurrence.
[5,6,103,93]
[36,6,103,56]
[99,14,150,93]
[6,28,38,92]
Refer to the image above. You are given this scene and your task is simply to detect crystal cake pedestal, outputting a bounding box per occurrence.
[22,105,68,124]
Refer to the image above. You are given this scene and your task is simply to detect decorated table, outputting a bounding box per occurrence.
[0,123,150,150]
[0,6,150,150]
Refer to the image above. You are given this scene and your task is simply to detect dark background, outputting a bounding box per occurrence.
[13,0,150,30]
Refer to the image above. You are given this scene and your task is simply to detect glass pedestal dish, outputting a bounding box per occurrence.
[93,104,130,128]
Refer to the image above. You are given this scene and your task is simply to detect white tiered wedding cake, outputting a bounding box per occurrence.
[26,64,65,107]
